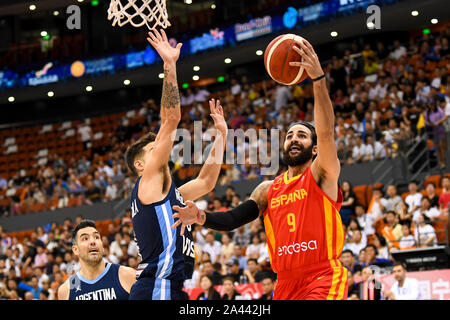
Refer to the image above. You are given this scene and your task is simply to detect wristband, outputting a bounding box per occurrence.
[311,74,325,82]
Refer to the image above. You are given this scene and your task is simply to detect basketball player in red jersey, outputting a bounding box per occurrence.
[171,39,347,300]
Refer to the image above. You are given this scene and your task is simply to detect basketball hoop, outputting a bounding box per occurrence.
[107,0,171,30]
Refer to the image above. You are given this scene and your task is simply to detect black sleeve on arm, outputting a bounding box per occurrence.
[203,200,260,231]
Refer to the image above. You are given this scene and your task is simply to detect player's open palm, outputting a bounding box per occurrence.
[147,29,182,64]
[171,200,199,236]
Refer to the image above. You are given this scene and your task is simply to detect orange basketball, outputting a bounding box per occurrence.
[264,34,309,85]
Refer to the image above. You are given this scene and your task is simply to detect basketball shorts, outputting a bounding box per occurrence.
[273,259,348,300]
[129,277,188,300]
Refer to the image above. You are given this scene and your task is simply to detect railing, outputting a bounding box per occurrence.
[405,134,432,189]
[390,218,449,250]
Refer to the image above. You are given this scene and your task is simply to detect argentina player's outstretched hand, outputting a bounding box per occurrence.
[146,29,182,64]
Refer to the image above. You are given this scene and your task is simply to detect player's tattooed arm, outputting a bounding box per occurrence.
[146,28,182,123]
[249,180,272,215]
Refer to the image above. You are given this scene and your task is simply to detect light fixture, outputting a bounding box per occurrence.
[367,22,375,29]
[53,10,59,16]
[29,4,36,11]
[47,91,54,97]
[256,50,263,56]
[411,10,419,16]
[8,96,15,102]
[158,73,165,79]
[184,0,192,4]
[40,31,48,37]
[211,4,216,9]
[193,75,199,81]
[86,85,93,92]
[224,58,232,64]
[193,66,200,71]
[330,31,338,37]
[123,79,131,85]
[431,18,438,24]
[77,0,84,3]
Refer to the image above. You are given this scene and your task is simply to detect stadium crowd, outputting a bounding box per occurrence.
[0,26,450,299]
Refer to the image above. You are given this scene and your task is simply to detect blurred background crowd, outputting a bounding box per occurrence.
[0,24,449,300]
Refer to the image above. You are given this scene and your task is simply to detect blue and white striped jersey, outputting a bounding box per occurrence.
[130,176,195,281]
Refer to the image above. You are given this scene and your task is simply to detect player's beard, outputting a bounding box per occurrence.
[83,249,103,266]
[282,143,314,167]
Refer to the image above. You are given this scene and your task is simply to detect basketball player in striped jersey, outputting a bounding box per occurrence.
[172,39,348,300]
[124,29,228,300]
[57,220,136,300]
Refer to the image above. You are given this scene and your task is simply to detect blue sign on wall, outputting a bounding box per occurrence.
[190,28,225,54]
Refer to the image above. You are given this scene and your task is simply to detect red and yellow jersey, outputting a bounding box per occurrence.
[263,166,344,273]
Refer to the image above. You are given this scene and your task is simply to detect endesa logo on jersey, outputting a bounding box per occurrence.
[277,240,318,256]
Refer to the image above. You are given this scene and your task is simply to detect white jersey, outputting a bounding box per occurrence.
[390,278,422,300]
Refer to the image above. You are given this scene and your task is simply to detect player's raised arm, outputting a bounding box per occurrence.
[290,40,340,200]
[171,180,272,234]
[178,98,228,201]
[143,29,182,175]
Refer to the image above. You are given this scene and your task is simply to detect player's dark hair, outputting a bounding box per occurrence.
[288,121,317,146]
[125,132,157,176]
[72,219,97,244]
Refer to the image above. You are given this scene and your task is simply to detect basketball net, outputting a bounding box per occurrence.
[107,0,171,30]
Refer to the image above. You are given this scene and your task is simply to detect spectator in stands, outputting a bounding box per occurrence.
[367,188,385,219]
[225,258,244,284]
[18,275,41,300]
[405,181,422,221]
[384,262,421,300]
[417,197,442,222]
[203,231,222,264]
[354,204,377,242]
[355,266,383,300]
[373,234,390,260]
[346,270,359,300]
[221,276,242,300]
[439,176,450,214]
[340,249,362,276]
[381,211,402,250]
[382,185,402,212]
[425,102,447,169]
[340,181,355,226]
[390,40,407,60]
[229,244,247,271]
[351,135,369,163]
[78,122,92,151]
[343,229,366,258]
[397,223,416,250]
[414,213,437,247]
[361,244,393,268]
[232,225,250,247]
[258,276,274,300]
[219,232,234,265]
[245,234,262,260]
[196,275,221,300]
